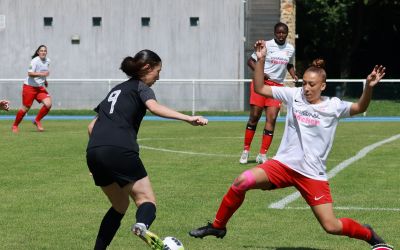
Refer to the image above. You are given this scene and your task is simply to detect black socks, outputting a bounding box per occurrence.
[94,207,124,250]
[136,202,156,229]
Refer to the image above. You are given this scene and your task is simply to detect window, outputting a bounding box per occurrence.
[190,17,199,26]
[71,34,80,45]
[44,17,53,26]
[92,17,102,26]
[141,17,150,27]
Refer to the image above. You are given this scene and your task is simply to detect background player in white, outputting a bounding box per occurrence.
[87,49,208,250]
[190,40,390,248]
[12,45,51,133]
[240,22,298,164]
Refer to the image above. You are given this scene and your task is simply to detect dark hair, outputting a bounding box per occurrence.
[274,22,289,33]
[304,58,327,82]
[120,49,162,79]
[32,45,47,59]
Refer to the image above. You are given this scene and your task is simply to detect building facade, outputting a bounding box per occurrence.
[0,0,294,110]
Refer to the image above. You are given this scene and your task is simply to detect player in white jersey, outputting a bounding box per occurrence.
[240,22,298,165]
[12,45,52,133]
[190,41,392,248]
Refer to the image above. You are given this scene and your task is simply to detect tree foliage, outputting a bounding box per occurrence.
[297,0,400,80]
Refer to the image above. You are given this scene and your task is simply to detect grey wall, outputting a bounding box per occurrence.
[0,0,244,79]
[0,0,280,111]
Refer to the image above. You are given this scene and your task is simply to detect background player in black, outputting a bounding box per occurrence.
[86,49,208,250]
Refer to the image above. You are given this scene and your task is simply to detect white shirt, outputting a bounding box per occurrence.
[271,86,352,181]
[251,39,295,83]
[24,56,50,87]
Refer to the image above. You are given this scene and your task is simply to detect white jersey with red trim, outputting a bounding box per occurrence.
[251,39,295,83]
[24,56,50,87]
[271,86,352,181]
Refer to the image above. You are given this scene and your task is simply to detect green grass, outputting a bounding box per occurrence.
[0,120,399,249]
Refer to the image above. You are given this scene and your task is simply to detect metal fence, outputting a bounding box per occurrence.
[1,79,399,114]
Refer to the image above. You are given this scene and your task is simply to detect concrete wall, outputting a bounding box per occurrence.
[0,0,244,79]
[0,0,282,111]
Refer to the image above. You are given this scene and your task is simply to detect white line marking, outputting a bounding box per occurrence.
[139,145,238,157]
[269,133,400,209]
[283,206,400,212]
[138,136,243,141]
[138,136,242,157]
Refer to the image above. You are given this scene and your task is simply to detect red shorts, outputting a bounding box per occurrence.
[22,84,50,107]
[250,80,282,108]
[258,159,333,206]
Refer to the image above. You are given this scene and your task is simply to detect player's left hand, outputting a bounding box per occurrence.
[293,75,299,83]
[188,116,208,126]
[254,40,267,60]
[366,65,385,87]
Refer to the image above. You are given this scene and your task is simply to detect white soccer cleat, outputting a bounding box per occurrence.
[132,223,147,237]
[256,153,267,164]
[132,223,164,250]
[239,150,249,164]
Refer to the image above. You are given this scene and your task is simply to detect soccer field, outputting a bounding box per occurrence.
[0,120,399,250]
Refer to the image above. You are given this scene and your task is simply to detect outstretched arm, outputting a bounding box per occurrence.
[350,65,386,116]
[145,99,208,126]
[253,40,273,98]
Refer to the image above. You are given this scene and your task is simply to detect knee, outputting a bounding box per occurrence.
[135,195,156,208]
[44,102,52,109]
[266,115,278,126]
[232,170,257,192]
[114,198,130,214]
[321,221,341,235]
[22,106,30,112]
[248,116,260,124]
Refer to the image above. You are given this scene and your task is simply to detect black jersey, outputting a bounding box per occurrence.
[87,78,156,153]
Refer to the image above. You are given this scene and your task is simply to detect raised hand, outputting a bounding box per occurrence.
[366,65,386,87]
[254,40,267,60]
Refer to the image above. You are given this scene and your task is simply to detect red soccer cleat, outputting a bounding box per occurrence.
[32,119,44,132]
[11,125,19,133]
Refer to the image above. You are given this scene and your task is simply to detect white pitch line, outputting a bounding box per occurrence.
[139,145,238,157]
[269,133,400,209]
[138,136,243,141]
[283,206,400,212]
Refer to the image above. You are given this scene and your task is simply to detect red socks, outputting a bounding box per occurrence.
[260,130,273,154]
[243,124,257,151]
[35,105,50,122]
[13,109,27,126]
[340,218,371,241]
[213,187,245,229]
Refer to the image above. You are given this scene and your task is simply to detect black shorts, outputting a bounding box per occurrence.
[86,146,147,187]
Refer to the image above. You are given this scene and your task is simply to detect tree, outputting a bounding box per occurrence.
[297,0,400,79]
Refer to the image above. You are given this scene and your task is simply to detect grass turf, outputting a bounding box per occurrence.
[0,120,399,249]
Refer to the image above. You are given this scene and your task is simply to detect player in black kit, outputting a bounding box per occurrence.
[86,49,208,250]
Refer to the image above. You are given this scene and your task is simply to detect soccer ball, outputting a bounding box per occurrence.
[162,236,184,250]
